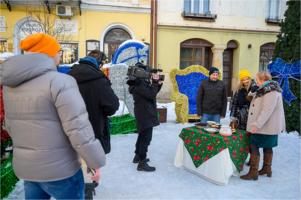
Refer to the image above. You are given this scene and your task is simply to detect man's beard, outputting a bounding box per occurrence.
[210,78,217,81]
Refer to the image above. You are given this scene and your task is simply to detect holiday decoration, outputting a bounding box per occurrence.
[109,64,135,117]
[102,68,110,79]
[111,40,148,66]
[57,66,71,74]
[108,114,137,135]
[268,58,300,106]
[271,0,300,133]
[1,153,19,199]
[170,65,221,124]
[109,40,149,117]
[1,85,10,143]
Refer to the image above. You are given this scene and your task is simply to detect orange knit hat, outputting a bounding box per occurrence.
[19,33,61,57]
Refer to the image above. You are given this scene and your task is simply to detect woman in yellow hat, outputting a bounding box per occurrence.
[230,69,258,165]
[230,69,258,130]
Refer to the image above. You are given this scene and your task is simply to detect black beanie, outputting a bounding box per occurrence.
[209,67,219,76]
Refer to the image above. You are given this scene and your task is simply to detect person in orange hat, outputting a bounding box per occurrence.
[19,33,62,68]
[0,33,106,200]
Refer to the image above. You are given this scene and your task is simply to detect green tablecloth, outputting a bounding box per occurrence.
[179,126,251,172]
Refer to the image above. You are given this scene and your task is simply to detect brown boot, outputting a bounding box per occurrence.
[240,154,260,180]
[258,153,273,177]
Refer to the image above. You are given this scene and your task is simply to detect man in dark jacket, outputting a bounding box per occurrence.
[68,50,119,154]
[196,67,227,123]
[127,63,163,172]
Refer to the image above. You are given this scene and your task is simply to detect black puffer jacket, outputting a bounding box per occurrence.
[230,79,258,130]
[127,79,162,133]
[196,79,227,117]
[68,62,119,154]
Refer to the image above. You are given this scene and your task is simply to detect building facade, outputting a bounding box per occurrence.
[0,0,151,64]
[155,0,287,99]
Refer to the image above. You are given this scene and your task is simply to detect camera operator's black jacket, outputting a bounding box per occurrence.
[68,59,119,154]
[127,79,162,133]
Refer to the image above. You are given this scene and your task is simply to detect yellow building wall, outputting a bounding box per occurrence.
[0,5,150,59]
[78,10,150,58]
[156,25,278,99]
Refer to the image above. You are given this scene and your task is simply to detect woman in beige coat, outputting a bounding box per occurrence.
[240,71,285,181]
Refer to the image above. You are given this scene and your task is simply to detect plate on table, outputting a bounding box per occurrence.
[195,123,208,129]
[204,128,219,133]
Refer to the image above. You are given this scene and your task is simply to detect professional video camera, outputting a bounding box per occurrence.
[127,63,165,81]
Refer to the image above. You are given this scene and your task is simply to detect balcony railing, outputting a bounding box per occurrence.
[181,11,217,22]
[265,18,282,25]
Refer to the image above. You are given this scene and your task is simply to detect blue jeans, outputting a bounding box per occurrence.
[24,168,85,200]
[201,113,221,123]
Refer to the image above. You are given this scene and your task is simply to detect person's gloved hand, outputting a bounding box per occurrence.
[152,74,159,83]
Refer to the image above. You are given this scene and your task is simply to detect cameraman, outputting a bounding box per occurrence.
[127,63,163,172]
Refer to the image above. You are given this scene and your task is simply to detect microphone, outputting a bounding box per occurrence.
[248,87,257,97]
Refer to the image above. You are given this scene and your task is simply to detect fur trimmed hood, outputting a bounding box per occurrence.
[256,81,282,97]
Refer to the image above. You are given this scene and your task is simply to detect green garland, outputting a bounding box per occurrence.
[1,153,19,199]
[1,137,12,157]
[109,113,160,135]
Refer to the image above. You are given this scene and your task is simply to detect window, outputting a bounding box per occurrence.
[259,43,275,72]
[180,47,211,70]
[266,0,281,24]
[184,0,210,14]
[180,39,213,70]
[0,40,8,53]
[59,43,78,64]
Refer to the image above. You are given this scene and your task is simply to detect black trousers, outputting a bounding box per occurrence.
[135,127,153,161]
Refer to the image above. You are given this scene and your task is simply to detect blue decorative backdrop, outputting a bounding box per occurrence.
[268,58,301,106]
[176,72,209,114]
[57,66,71,74]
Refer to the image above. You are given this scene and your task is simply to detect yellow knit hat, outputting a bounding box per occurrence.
[19,33,61,57]
[238,69,251,81]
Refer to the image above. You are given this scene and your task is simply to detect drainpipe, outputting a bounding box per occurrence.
[154,0,158,69]
[150,0,153,67]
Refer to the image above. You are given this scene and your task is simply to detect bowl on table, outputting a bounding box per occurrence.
[207,121,216,126]
[204,128,219,133]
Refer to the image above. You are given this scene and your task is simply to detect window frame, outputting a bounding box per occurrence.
[59,42,79,65]
[259,43,275,72]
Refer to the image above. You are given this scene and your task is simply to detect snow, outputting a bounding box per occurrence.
[4,102,300,199]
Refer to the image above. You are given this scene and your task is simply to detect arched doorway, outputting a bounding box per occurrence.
[180,38,213,70]
[103,28,132,63]
[223,40,238,96]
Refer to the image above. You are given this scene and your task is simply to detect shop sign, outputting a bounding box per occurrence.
[0,16,5,32]
[55,19,78,35]
[110,44,121,51]
[20,21,44,40]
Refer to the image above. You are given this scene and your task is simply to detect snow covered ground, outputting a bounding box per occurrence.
[5,101,301,200]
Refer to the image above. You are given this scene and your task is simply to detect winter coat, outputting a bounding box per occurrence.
[230,80,258,130]
[68,56,119,154]
[247,81,286,135]
[0,53,106,182]
[196,79,227,117]
[127,79,162,133]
